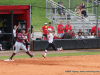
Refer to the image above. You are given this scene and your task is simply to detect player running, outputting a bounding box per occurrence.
[42,28,63,58]
[9,29,35,61]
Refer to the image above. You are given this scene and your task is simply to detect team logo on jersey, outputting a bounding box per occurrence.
[45,26,47,28]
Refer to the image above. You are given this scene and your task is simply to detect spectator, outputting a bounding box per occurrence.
[22,30,30,51]
[71,31,75,37]
[40,23,48,39]
[65,21,72,33]
[52,31,58,39]
[13,22,20,50]
[81,32,85,39]
[47,22,53,31]
[76,29,82,35]
[76,32,83,39]
[79,3,83,8]
[31,25,34,39]
[91,25,99,35]
[75,5,80,14]
[87,32,95,38]
[58,2,66,17]
[81,3,85,8]
[62,30,72,39]
[50,0,55,17]
[57,20,64,38]
[81,8,88,17]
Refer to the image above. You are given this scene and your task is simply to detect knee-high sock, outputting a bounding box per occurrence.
[13,45,15,50]
[10,53,16,59]
[45,50,47,57]
[26,51,32,57]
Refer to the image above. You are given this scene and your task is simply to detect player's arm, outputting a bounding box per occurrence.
[47,34,50,38]
[15,22,20,30]
[40,28,43,33]
[24,32,29,36]
[18,37,27,40]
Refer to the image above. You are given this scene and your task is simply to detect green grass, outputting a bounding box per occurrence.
[0,0,99,30]
[0,0,50,30]
[1,51,100,60]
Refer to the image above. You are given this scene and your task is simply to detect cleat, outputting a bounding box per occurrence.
[61,47,63,51]
[31,54,35,58]
[1,49,5,51]
[4,59,14,61]
[42,55,46,58]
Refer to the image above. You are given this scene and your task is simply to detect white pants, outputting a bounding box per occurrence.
[14,42,27,53]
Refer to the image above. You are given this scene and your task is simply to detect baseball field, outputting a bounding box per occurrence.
[0,50,100,75]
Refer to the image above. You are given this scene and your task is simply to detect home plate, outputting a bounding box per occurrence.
[4,59,14,61]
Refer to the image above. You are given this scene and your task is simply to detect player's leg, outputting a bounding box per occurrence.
[42,43,51,58]
[9,42,21,60]
[26,41,30,51]
[52,42,63,51]
[20,43,34,58]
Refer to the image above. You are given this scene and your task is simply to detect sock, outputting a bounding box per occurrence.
[26,51,32,57]
[13,45,15,50]
[10,53,16,59]
[57,48,61,51]
[44,50,47,57]
[28,45,30,51]
[0,44,2,50]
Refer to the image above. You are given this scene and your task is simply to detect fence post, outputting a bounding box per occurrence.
[96,0,98,38]
[50,1,51,19]
[54,3,56,21]
[87,0,89,13]
[92,0,94,14]
[66,10,67,23]
[69,0,70,9]
[46,0,47,18]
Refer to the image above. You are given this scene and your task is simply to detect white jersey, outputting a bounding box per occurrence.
[87,36,95,39]
[48,33,54,43]
[13,29,16,37]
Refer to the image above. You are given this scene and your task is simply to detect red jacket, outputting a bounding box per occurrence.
[57,24,64,33]
[65,25,72,33]
[42,25,48,34]
[91,26,99,35]
[47,26,53,30]
[71,33,75,37]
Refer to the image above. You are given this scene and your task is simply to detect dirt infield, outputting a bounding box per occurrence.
[0,55,100,75]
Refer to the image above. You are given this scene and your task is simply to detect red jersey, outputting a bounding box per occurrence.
[42,25,48,34]
[47,26,53,30]
[91,26,99,35]
[99,33,100,37]
[57,24,64,33]
[17,33,23,43]
[65,25,72,33]
[71,33,75,37]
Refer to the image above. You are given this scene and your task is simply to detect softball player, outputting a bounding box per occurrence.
[9,29,35,60]
[42,28,63,58]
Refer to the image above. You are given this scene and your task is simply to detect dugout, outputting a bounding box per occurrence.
[0,5,32,50]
